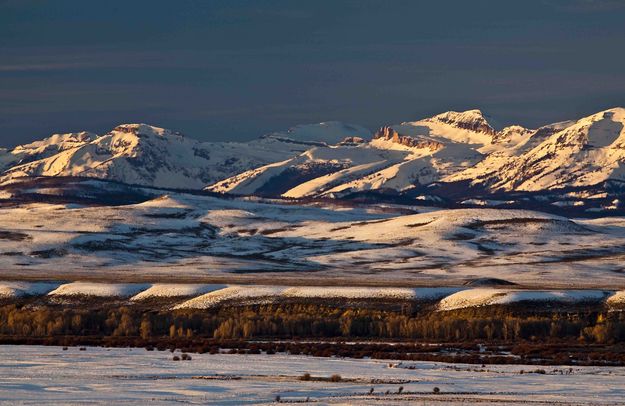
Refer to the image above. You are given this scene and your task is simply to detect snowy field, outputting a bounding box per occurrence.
[1,193,625,288]
[0,345,623,405]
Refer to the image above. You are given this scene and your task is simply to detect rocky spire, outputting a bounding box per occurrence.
[373,126,444,150]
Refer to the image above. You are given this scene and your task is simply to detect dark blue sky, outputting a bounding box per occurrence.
[1,0,625,146]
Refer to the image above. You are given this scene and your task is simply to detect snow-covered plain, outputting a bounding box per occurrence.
[1,192,625,287]
[0,345,623,405]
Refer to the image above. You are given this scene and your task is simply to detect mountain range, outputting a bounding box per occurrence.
[0,121,369,189]
[2,108,625,214]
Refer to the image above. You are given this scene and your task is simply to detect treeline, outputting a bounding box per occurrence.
[1,301,625,344]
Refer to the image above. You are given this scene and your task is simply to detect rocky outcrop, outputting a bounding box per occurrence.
[373,127,444,150]
[112,123,184,139]
[338,136,366,146]
[491,125,532,144]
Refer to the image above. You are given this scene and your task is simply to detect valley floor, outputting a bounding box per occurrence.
[0,345,623,405]
[2,191,625,289]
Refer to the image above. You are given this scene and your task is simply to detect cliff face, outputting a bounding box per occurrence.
[373,126,444,150]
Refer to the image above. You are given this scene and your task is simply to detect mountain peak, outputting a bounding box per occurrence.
[491,125,533,144]
[263,121,371,145]
[111,123,183,138]
[603,106,625,114]
[429,109,496,135]
[16,131,97,150]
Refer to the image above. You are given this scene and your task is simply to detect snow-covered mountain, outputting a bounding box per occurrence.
[3,108,625,214]
[207,109,506,197]
[0,121,370,189]
[0,131,97,170]
[206,108,625,213]
[450,108,625,191]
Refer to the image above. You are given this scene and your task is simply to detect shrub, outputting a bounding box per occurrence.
[172,355,180,361]
[300,373,311,381]
[398,386,404,394]
[329,374,342,382]
[433,387,440,394]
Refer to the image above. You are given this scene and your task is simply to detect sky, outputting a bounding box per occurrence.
[1,0,625,146]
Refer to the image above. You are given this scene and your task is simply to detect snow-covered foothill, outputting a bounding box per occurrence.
[0,278,623,311]
[174,285,286,309]
[175,285,463,309]
[0,190,624,286]
[131,284,227,300]
[0,281,61,298]
[607,291,625,307]
[438,288,610,311]
[48,282,150,297]
[282,286,461,300]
